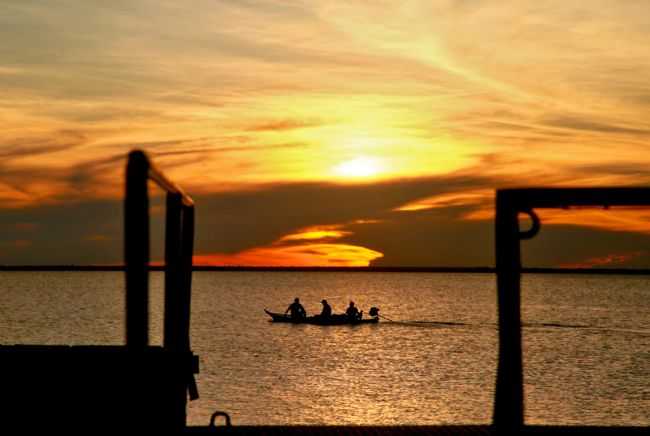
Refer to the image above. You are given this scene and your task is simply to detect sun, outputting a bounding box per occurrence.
[333,157,382,178]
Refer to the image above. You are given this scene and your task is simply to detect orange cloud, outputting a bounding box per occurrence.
[0,183,35,208]
[536,208,650,235]
[352,219,382,225]
[194,243,383,267]
[192,218,388,267]
[395,189,493,212]
[280,225,351,242]
[560,251,644,269]
[465,206,650,237]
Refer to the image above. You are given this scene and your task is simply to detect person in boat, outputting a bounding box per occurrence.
[345,301,362,321]
[285,297,306,320]
[320,299,332,319]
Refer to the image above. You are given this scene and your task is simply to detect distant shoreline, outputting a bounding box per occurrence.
[1,265,650,275]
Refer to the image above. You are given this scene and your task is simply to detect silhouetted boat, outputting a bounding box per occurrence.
[264,309,379,325]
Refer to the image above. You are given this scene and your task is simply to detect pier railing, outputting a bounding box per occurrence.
[123,149,200,418]
[125,149,195,353]
[494,187,650,433]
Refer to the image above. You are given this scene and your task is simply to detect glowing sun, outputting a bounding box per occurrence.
[333,157,382,178]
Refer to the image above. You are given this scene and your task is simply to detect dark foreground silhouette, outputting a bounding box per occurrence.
[1,151,199,434]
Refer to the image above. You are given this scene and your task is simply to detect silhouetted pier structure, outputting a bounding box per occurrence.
[2,153,649,435]
[493,188,650,435]
[1,150,199,433]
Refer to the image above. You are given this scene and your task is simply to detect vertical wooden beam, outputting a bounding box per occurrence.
[180,206,199,405]
[164,192,183,350]
[493,190,524,431]
[178,205,195,353]
[125,150,150,349]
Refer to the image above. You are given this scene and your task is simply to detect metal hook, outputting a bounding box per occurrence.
[210,411,232,428]
[518,208,540,240]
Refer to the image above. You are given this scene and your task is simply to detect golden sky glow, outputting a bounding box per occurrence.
[2,1,650,266]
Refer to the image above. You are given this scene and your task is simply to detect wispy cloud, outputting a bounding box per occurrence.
[246,118,324,132]
[394,189,492,212]
[541,115,650,136]
[0,131,86,159]
[559,251,645,269]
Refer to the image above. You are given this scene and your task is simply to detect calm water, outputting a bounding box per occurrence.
[0,271,649,426]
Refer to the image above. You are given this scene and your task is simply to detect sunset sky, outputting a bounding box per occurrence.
[2,1,650,267]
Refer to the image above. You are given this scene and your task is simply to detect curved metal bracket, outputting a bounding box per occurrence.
[210,411,232,427]
[518,208,540,240]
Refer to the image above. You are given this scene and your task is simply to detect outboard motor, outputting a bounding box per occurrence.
[369,307,380,318]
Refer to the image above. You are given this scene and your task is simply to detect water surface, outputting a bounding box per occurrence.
[0,271,648,426]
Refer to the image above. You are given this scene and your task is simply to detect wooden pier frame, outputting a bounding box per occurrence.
[493,187,650,432]
[125,149,195,352]
[1,150,198,434]
[124,149,200,414]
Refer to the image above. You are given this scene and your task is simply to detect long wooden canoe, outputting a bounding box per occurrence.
[264,309,379,325]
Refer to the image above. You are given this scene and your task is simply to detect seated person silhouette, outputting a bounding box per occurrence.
[320,299,332,319]
[285,297,306,320]
[345,301,362,321]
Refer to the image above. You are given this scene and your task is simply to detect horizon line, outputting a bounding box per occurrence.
[2,265,650,275]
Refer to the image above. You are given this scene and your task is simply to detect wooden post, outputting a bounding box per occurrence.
[164,192,183,351]
[493,190,524,431]
[125,150,150,349]
[179,205,195,352]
